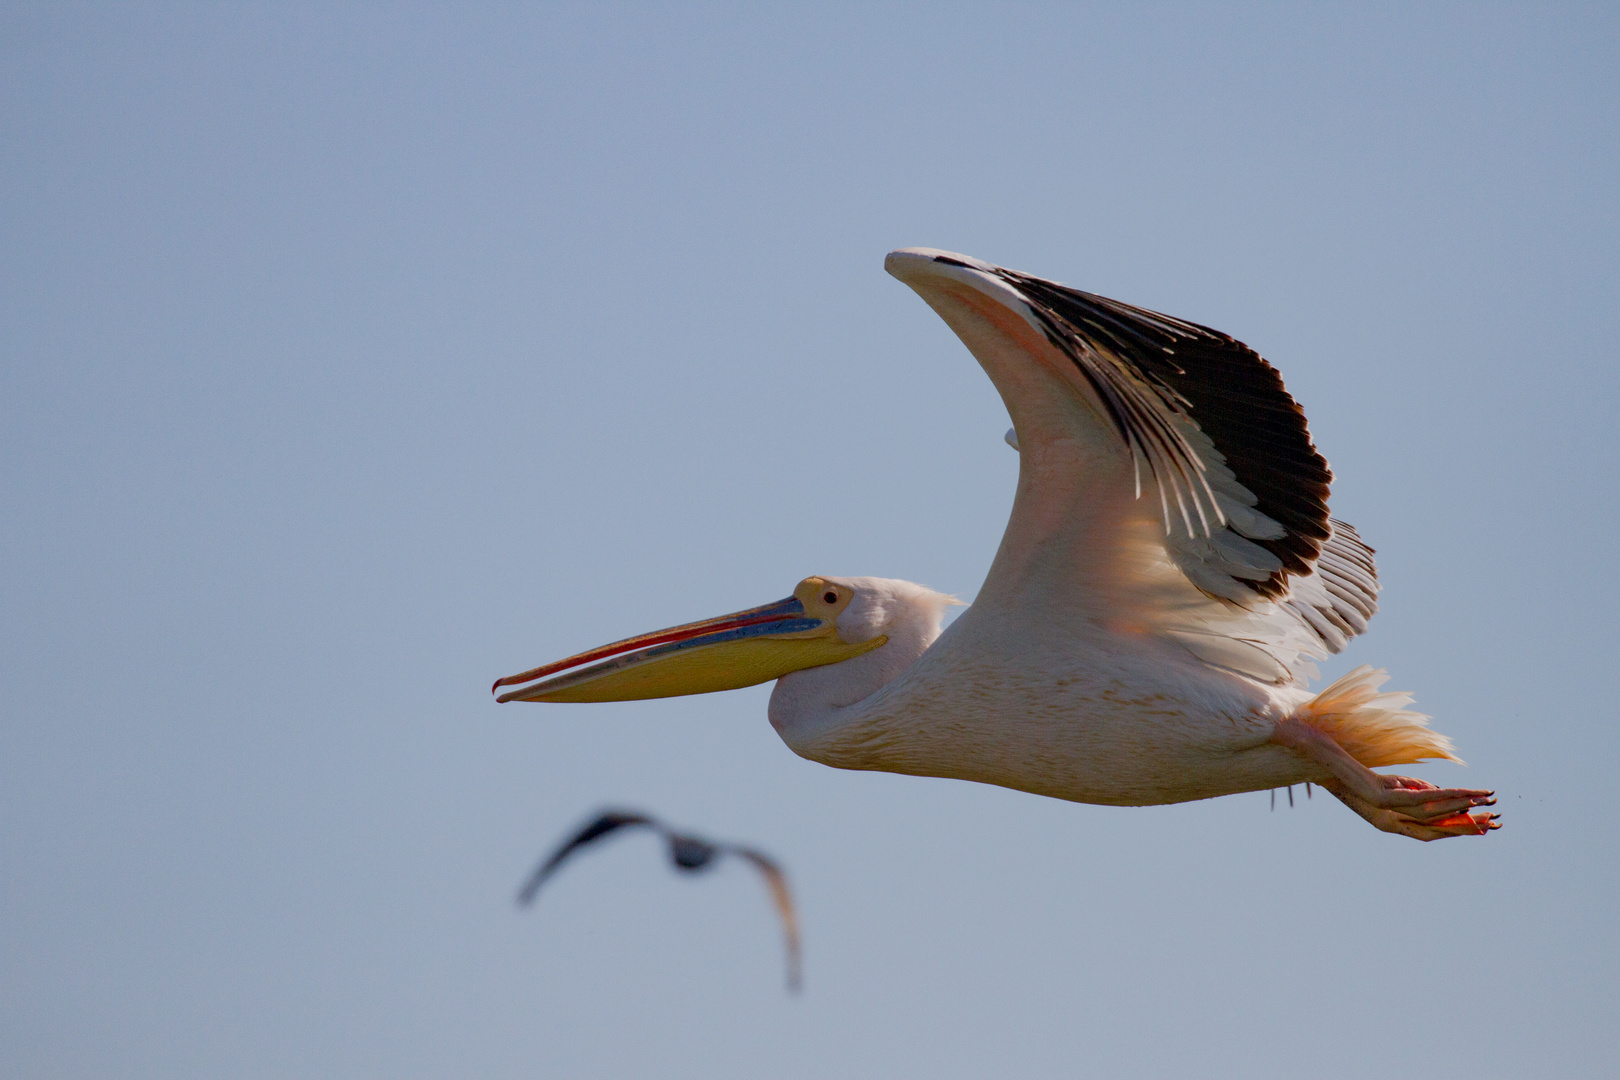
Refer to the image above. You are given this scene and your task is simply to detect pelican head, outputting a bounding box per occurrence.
[493,576,900,704]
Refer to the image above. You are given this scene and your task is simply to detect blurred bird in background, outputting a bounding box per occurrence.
[518,810,802,992]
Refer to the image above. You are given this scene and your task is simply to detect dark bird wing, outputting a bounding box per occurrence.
[516,809,804,991]
[515,810,655,906]
[724,845,802,993]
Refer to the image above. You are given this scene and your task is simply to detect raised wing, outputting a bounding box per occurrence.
[516,810,654,905]
[885,248,1377,684]
[995,266,1330,598]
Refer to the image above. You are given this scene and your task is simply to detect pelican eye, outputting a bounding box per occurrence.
[823,591,838,605]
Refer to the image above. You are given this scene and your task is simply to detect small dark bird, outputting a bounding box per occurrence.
[517,809,802,992]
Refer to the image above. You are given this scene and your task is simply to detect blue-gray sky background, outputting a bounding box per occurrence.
[3,4,1616,1076]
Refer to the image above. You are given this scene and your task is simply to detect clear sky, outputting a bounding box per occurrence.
[3,4,1617,1077]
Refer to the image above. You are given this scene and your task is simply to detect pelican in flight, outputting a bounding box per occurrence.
[495,249,1498,841]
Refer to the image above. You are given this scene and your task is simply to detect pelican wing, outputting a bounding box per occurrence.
[997,268,1329,592]
[1157,517,1380,683]
[886,249,1378,684]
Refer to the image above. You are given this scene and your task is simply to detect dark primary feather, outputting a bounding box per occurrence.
[937,252,1383,672]
[516,808,802,991]
[994,268,1334,599]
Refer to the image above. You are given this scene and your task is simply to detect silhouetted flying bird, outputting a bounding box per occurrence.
[517,809,801,991]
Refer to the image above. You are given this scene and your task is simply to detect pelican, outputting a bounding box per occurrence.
[518,809,801,991]
[495,249,1498,841]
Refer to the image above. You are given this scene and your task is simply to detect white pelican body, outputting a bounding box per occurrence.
[769,577,1294,807]
[497,250,1497,840]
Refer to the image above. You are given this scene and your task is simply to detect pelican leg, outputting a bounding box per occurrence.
[1269,718,1499,840]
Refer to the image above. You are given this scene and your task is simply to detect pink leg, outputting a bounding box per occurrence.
[1270,717,1499,841]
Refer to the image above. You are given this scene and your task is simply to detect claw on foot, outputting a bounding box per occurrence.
[1269,719,1501,841]
[1319,779,1501,840]
[1370,774,1496,821]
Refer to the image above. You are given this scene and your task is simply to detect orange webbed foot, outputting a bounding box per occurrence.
[1269,719,1501,841]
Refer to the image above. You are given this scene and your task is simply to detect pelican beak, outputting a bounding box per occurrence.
[492,576,887,704]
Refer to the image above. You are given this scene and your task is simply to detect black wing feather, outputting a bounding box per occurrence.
[996,270,1333,600]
